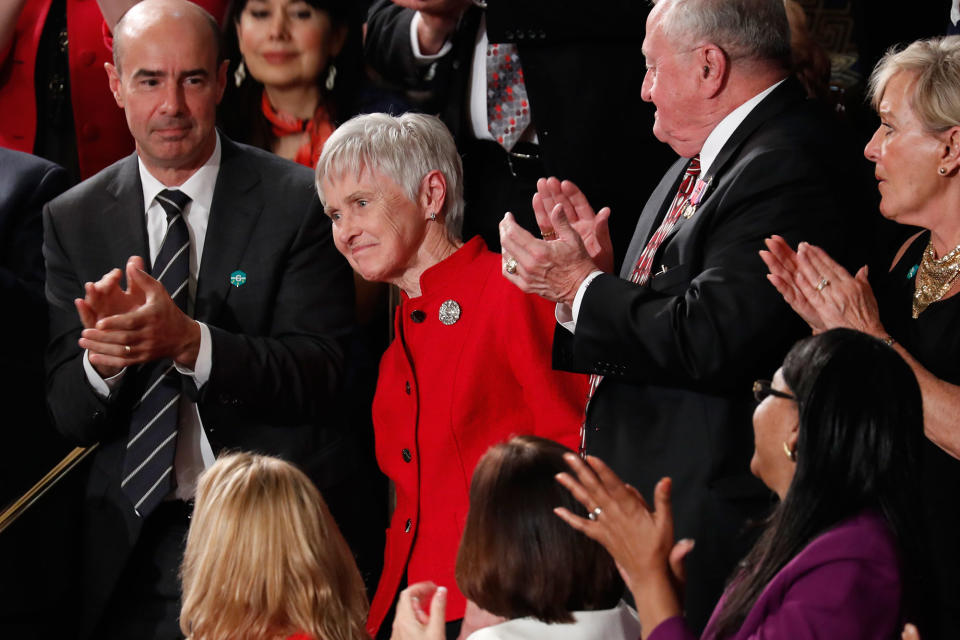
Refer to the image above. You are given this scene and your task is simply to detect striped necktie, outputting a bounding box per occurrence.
[580,157,701,452]
[121,188,192,516]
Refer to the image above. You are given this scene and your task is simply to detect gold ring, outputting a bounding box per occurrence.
[816,277,830,292]
[541,230,557,241]
[124,345,132,354]
[505,258,518,275]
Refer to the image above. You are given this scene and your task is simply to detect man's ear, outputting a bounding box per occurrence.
[105,62,124,108]
[700,44,727,97]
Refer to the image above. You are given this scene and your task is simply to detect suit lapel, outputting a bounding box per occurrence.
[195,136,264,322]
[105,153,150,271]
[656,78,808,247]
[620,157,686,278]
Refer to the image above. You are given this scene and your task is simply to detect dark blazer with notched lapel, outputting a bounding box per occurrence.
[42,134,355,636]
[554,78,870,631]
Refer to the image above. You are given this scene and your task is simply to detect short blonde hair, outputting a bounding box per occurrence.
[869,36,960,134]
[180,453,368,640]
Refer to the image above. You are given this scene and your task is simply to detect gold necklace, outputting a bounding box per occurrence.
[913,239,960,318]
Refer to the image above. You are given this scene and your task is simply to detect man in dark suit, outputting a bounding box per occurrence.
[500,0,866,630]
[0,149,82,640]
[42,1,354,637]
[364,0,676,269]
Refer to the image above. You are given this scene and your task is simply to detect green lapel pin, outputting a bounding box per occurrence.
[230,270,247,287]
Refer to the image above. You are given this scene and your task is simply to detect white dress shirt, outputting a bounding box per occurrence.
[558,79,786,333]
[83,135,222,500]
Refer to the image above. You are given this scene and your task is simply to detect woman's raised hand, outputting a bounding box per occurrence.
[554,454,685,637]
[760,235,828,332]
[792,242,886,336]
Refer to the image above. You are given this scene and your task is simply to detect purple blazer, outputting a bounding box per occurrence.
[648,511,901,640]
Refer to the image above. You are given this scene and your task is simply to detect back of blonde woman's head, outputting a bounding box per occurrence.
[869,35,960,133]
[180,452,368,640]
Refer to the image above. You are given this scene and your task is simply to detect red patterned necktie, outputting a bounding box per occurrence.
[579,156,702,453]
[486,42,530,151]
[630,155,701,284]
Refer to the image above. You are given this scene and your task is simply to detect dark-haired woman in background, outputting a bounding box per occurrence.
[391,435,640,640]
[220,0,362,168]
[557,329,926,639]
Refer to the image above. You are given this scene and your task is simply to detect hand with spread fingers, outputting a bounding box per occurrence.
[533,177,614,274]
[554,452,691,637]
[74,257,148,331]
[78,255,201,373]
[499,205,599,306]
[761,236,886,338]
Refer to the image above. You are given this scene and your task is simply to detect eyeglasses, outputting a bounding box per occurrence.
[753,380,796,403]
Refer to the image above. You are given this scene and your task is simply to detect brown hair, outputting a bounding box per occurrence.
[455,436,623,623]
[180,452,369,640]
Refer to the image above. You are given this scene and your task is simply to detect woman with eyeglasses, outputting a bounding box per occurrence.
[555,329,926,640]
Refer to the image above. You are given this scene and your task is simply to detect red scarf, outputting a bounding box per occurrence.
[261,90,335,168]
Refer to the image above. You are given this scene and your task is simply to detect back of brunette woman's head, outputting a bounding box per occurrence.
[456,435,624,623]
[180,452,368,640]
[713,328,925,636]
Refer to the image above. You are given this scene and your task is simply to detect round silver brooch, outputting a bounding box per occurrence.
[438,300,461,325]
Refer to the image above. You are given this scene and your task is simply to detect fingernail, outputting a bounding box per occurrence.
[436,586,447,601]
[679,538,695,548]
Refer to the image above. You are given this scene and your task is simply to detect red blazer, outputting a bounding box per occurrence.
[0,0,228,179]
[366,238,587,635]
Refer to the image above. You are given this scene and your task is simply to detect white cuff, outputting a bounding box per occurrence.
[174,321,212,389]
[83,350,126,398]
[556,270,603,334]
[411,11,453,61]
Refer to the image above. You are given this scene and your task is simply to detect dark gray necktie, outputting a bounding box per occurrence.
[121,188,192,517]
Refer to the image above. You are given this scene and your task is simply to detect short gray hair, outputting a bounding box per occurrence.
[653,0,790,67]
[316,113,464,243]
[868,36,960,134]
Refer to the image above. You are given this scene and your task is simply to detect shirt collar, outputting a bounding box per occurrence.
[698,79,785,178]
[138,133,222,213]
